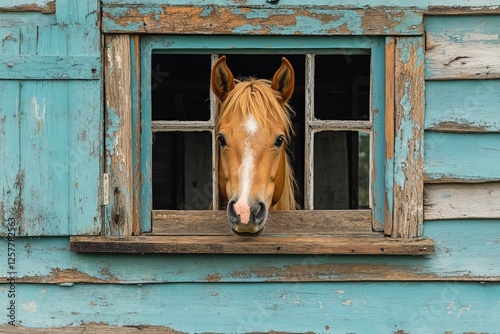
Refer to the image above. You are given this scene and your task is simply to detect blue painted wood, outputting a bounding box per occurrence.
[102,4,423,35]
[143,35,373,53]
[2,281,499,333]
[425,14,500,39]
[0,12,56,27]
[371,37,386,232]
[101,0,500,6]
[425,80,500,132]
[0,82,20,230]
[425,132,500,182]
[0,4,102,236]
[55,0,99,26]
[2,221,499,282]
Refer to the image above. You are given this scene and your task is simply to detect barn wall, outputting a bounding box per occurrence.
[2,1,500,333]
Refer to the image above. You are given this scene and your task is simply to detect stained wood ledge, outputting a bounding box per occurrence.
[70,235,434,255]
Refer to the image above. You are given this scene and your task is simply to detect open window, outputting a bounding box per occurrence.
[71,33,432,254]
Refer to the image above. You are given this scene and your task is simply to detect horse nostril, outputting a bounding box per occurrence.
[252,202,267,224]
[227,200,239,224]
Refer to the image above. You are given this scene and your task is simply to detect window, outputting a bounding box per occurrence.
[71,6,433,255]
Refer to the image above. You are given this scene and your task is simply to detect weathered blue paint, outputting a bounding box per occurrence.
[0,2,101,237]
[102,4,424,36]
[3,1,500,332]
[371,37,386,231]
[425,80,500,132]
[2,281,499,333]
[393,37,425,188]
[101,0,500,6]
[1,221,499,283]
[425,132,500,181]
[143,35,373,53]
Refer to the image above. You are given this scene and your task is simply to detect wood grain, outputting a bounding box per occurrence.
[424,182,500,220]
[104,35,133,236]
[425,15,500,80]
[70,235,434,255]
[102,5,423,35]
[152,210,372,235]
[392,36,425,238]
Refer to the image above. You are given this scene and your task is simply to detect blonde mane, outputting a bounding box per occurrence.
[217,78,298,210]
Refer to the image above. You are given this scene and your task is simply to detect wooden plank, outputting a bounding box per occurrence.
[425,15,500,80]
[424,132,500,183]
[4,221,500,283]
[0,82,20,234]
[370,37,387,232]
[427,6,500,16]
[104,35,133,236]
[384,37,395,235]
[131,35,142,235]
[424,183,500,220]
[56,0,99,26]
[1,282,499,332]
[18,81,70,236]
[425,80,500,133]
[0,326,182,334]
[0,55,100,80]
[152,210,373,235]
[102,5,423,35]
[70,235,434,255]
[392,36,425,238]
[0,0,55,13]
[66,81,102,235]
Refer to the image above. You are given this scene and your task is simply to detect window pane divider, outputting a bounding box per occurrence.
[151,120,214,132]
[309,120,372,132]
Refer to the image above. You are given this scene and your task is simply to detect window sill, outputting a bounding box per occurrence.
[70,210,434,255]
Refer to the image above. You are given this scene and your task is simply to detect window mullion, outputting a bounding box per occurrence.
[304,54,315,210]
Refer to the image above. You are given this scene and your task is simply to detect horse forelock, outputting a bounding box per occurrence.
[217,79,294,138]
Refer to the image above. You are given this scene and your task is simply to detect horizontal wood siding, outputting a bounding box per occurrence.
[2,221,499,284]
[425,15,500,80]
[425,80,500,132]
[424,132,500,183]
[102,4,423,35]
[0,3,101,236]
[425,182,500,220]
[1,282,499,332]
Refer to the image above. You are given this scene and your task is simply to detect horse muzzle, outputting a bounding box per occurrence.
[227,200,267,236]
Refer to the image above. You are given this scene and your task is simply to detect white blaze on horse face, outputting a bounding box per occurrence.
[234,115,259,224]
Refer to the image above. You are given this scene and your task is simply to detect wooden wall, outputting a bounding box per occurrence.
[1,1,500,333]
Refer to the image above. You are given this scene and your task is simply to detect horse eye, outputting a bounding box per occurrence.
[217,135,227,147]
[274,136,285,148]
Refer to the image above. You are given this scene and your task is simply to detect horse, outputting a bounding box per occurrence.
[211,56,297,236]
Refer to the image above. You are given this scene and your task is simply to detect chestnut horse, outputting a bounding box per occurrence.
[211,56,297,236]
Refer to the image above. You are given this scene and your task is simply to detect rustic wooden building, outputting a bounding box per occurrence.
[1,0,499,332]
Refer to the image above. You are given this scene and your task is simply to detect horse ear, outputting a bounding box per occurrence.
[211,56,235,101]
[272,57,295,104]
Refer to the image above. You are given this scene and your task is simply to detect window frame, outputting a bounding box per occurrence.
[139,35,386,232]
[70,5,431,254]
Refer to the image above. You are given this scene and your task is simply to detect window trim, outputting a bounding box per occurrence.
[71,32,431,254]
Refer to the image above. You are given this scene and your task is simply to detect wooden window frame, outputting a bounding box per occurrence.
[71,5,433,255]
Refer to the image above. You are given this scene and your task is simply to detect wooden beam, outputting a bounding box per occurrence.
[70,235,434,255]
[104,35,133,236]
[392,36,425,238]
[152,210,373,235]
[102,5,423,36]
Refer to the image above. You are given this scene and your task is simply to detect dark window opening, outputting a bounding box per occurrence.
[151,54,370,210]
